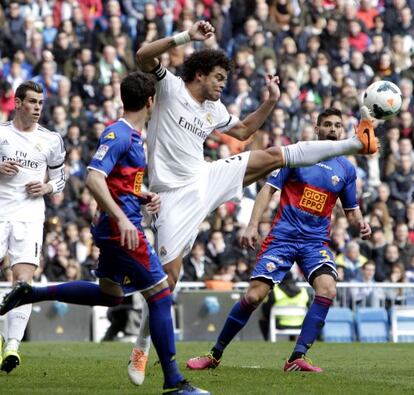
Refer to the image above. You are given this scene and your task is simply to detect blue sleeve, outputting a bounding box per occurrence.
[266,168,293,190]
[88,128,130,176]
[339,163,359,210]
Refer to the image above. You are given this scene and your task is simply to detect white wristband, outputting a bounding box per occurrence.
[173,31,191,46]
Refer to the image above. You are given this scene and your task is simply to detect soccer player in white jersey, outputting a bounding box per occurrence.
[0,81,66,373]
[128,20,377,384]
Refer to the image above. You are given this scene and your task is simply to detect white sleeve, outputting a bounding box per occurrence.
[47,133,66,194]
[215,101,240,133]
[47,133,66,168]
[152,63,183,100]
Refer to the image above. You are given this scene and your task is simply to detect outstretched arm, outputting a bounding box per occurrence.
[224,75,281,141]
[136,21,215,72]
[241,183,277,249]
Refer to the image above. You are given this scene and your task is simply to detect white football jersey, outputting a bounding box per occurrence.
[0,121,65,222]
[147,66,239,192]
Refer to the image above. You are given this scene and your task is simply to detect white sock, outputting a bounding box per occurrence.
[282,137,363,167]
[133,301,150,352]
[7,304,32,344]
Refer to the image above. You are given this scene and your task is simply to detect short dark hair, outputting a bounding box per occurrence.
[182,49,232,82]
[120,71,156,112]
[317,107,342,126]
[15,81,43,101]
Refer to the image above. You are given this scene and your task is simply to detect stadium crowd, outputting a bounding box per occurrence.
[0,0,413,298]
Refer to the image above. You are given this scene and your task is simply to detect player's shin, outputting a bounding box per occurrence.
[281,138,362,167]
[289,295,332,361]
[7,303,32,346]
[212,297,257,360]
[147,288,183,388]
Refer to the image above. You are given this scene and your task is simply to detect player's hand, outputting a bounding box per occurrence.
[241,225,259,250]
[359,220,372,240]
[0,161,21,176]
[118,216,139,250]
[25,181,52,197]
[265,75,281,102]
[142,191,161,214]
[188,21,215,41]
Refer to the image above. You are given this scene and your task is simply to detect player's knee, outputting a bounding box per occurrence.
[315,285,336,300]
[244,291,265,308]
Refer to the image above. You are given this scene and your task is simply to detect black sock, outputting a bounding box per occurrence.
[288,352,304,363]
[211,347,223,360]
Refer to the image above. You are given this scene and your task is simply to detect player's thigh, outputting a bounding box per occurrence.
[204,151,250,212]
[154,186,207,265]
[297,242,337,283]
[251,239,296,285]
[8,221,43,266]
[244,147,285,186]
[0,221,11,262]
[95,235,167,295]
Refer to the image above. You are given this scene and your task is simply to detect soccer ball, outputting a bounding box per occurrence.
[363,80,402,120]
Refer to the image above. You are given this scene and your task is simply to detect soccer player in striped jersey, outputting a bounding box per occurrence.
[0,80,66,373]
[187,108,372,372]
[0,72,209,394]
[130,20,377,383]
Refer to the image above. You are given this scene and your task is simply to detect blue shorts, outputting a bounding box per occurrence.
[251,237,337,284]
[94,231,167,295]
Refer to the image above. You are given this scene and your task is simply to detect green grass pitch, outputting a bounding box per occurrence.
[1,341,413,395]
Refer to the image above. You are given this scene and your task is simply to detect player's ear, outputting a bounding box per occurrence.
[146,96,154,109]
[14,97,22,108]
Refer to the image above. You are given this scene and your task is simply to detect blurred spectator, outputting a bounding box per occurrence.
[336,241,369,281]
[394,222,414,269]
[182,241,216,282]
[351,261,385,307]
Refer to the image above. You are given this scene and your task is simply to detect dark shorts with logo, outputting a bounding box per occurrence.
[94,231,167,295]
[251,237,337,285]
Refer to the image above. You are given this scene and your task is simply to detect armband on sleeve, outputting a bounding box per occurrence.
[47,164,66,194]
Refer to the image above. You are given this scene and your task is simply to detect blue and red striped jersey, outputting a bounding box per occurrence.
[266,156,358,242]
[88,118,147,237]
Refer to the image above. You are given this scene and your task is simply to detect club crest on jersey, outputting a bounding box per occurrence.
[331,175,340,186]
[266,262,276,272]
[159,246,167,257]
[34,142,42,152]
[104,131,116,140]
[206,112,213,125]
[93,144,109,160]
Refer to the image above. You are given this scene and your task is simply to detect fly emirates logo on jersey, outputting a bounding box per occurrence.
[2,150,40,169]
[178,115,209,140]
[299,186,327,213]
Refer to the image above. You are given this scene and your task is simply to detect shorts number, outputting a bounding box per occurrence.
[225,155,242,163]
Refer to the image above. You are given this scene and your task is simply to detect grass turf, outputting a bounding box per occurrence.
[1,341,413,395]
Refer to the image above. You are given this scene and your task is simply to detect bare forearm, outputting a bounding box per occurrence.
[248,184,275,227]
[136,37,176,71]
[244,99,277,133]
[86,171,127,222]
[345,208,363,229]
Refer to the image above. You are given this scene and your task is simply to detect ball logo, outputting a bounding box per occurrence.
[300,187,327,213]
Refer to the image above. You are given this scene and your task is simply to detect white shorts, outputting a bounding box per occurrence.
[0,221,43,266]
[154,152,250,265]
